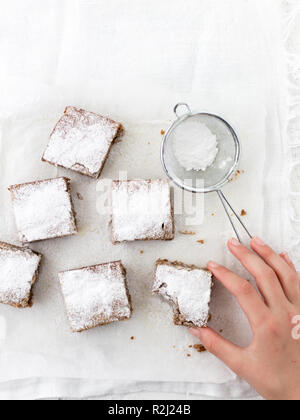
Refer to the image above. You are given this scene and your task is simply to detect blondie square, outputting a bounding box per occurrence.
[111,180,174,243]
[0,242,42,308]
[59,261,132,333]
[9,177,77,243]
[42,106,122,178]
[153,260,213,328]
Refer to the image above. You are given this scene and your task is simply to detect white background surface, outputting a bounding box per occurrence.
[0,0,296,400]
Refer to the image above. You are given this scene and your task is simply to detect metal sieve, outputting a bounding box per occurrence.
[161,103,252,242]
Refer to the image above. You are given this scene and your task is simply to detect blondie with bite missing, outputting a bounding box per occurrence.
[153,259,213,328]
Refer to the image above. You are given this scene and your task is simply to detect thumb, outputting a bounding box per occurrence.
[190,327,244,375]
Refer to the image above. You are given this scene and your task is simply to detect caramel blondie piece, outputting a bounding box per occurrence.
[9,177,77,243]
[0,242,42,308]
[59,261,132,333]
[42,106,122,178]
[111,180,174,243]
[153,260,213,328]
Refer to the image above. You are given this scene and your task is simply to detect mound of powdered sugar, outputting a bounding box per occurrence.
[173,119,218,171]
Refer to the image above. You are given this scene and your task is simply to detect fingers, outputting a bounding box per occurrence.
[228,238,286,307]
[190,327,244,375]
[207,262,269,329]
[280,252,296,271]
[250,238,299,304]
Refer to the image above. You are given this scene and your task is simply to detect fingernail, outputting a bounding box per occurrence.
[189,328,201,338]
[229,238,241,247]
[283,252,292,264]
[253,237,265,246]
[208,261,219,269]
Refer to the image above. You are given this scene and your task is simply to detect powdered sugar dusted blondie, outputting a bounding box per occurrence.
[111,180,174,243]
[59,261,132,333]
[9,177,77,243]
[0,242,42,308]
[42,107,122,178]
[153,260,213,328]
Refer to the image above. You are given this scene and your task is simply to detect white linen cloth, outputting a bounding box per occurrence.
[0,0,296,400]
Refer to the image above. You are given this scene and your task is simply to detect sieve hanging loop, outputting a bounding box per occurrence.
[174,103,191,119]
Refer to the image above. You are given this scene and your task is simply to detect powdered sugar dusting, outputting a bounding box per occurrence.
[111,180,174,242]
[59,261,131,332]
[9,177,77,243]
[0,242,41,308]
[153,262,213,327]
[43,107,121,178]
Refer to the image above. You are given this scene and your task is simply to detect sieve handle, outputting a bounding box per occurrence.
[217,190,252,243]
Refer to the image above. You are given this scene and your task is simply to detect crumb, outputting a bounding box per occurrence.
[194,344,207,353]
[161,129,166,136]
[211,213,215,216]
[76,192,84,201]
[130,336,135,341]
[189,345,193,348]
[219,329,224,333]
[231,213,234,217]
[197,240,205,244]
[140,250,144,255]
[229,170,244,183]
[147,142,151,145]
[179,230,196,236]
[187,354,191,357]
[241,209,247,216]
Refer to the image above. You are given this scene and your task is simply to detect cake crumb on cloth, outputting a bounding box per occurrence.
[194,344,207,353]
[179,230,196,236]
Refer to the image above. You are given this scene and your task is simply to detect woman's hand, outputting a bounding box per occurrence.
[190,237,300,400]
